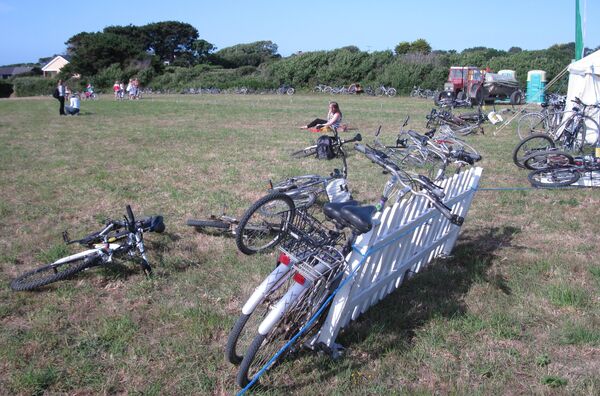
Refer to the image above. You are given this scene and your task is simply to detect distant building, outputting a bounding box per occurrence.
[41,55,70,77]
[0,66,33,79]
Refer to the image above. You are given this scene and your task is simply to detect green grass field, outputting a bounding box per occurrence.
[0,94,599,395]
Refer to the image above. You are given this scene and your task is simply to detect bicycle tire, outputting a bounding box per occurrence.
[512,134,555,169]
[225,269,295,365]
[517,112,546,140]
[186,219,230,229]
[387,88,397,97]
[290,145,317,159]
[235,193,296,255]
[10,255,99,291]
[236,260,344,388]
[528,168,580,188]
[522,150,575,171]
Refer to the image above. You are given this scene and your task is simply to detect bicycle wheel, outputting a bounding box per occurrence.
[517,112,547,139]
[290,145,317,159]
[236,258,345,388]
[235,193,296,255]
[11,255,100,291]
[528,168,580,188]
[512,134,556,169]
[523,150,574,170]
[186,219,231,234]
[226,267,295,365]
[387,88,397,97]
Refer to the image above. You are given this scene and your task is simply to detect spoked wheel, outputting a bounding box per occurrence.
[236,257,345,388]
[290,145,317,159]
[225,268,295,365]
[10,255,100,291]
[235,193,296,255]
[387,88,397,97]
[517,112,547,140]
[512,133,556,169]
[528,168,580,188]
[522,150,575,171]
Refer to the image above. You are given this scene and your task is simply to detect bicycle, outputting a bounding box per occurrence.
[290,128,360,159]
[375,85,397,97]
[10,205,165,291]
[426,107,485,136]
[526,152,600,188]
[233,143,464,389]
[513,97,600,165]
[235,133,362,255]
[516,93,566,139]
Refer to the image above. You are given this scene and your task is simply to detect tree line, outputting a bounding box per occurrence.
[5,21,598,97]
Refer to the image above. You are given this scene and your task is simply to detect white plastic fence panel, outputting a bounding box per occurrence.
[315,167,482,347]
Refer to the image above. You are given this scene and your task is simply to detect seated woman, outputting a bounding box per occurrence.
[301,101,343,131]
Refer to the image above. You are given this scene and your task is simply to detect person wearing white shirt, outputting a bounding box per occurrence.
[65,94,80,115]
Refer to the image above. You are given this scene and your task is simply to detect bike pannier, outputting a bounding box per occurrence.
[316,135,335,160]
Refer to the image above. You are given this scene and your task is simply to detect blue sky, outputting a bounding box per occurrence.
[0,0,598,65]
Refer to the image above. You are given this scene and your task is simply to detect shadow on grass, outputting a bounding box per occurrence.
[264,225,521,393]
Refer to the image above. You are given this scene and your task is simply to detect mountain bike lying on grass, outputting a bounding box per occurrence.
[522,150,600,188]
[10,205,165,291]
[425,107,486,136]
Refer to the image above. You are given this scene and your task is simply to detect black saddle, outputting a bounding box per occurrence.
[323,200,359,222]
[341,205,376,234]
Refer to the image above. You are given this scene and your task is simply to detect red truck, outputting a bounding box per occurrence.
[437,66,523,105]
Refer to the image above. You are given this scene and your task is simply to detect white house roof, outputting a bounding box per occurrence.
[41,55,69,72]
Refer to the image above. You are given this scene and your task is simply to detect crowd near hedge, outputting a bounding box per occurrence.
[3,20,597,97]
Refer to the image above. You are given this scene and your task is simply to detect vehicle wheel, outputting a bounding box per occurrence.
[387,88,397,97]
[225,270,295,365]
[512,134,556,169]
[186,219,231,234]
[236,260,344,388]
[286,88,295,95]
[290,145,317,159]
[472,86,484,105]
[11,255,99,291]
[510,90,523,105]
[528,168,580,188]
[523,150,575,170]
[375,87,384,96]
[456,91,466,101]
[517,112,546,139]
[271,177,322,209]
[235,193,295,255]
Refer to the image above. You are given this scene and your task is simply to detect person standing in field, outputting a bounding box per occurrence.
[56,79,66,115]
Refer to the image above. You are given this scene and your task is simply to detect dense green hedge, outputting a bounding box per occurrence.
[7,43,577,97]
[0,80,13,97]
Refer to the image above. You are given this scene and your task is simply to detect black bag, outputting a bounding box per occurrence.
[316,135,335,160]
[52,88,60,99]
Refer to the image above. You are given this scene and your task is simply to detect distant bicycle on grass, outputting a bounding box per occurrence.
[10,205,165,291]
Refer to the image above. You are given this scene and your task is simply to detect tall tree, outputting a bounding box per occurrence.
[214,41,280,68]
[142,21,199,64]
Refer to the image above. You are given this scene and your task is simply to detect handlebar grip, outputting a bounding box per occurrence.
[126,205,136,232]
[428,198,463,226]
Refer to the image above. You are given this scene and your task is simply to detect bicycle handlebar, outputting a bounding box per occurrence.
[354,143,464,226]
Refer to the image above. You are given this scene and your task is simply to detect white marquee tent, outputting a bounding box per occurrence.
[564,49,600,144]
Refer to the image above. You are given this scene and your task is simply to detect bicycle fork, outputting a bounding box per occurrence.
[132,231,152,276]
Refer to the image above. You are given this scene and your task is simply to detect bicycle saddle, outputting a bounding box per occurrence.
[323,200,359,221]
[341,205,376,234]
[408,130,429,145]
[140,216,166,233]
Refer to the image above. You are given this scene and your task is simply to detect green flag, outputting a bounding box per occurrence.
[575,0,583,60]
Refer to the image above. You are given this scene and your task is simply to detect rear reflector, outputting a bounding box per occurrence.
[279,253,291,265]
[293,272,306,285]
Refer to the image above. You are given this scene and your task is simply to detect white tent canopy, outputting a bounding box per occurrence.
[564,49,600,144]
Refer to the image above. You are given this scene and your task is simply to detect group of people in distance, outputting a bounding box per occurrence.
[113,78,141,100]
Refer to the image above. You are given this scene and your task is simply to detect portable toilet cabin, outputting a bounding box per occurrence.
[526,70,546,103]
